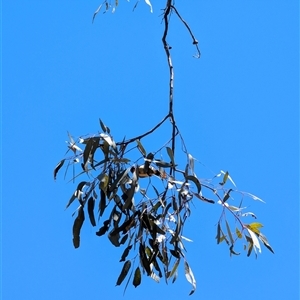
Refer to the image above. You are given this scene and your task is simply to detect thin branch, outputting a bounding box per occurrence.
[116,114,170,146]
[171,5,201,58]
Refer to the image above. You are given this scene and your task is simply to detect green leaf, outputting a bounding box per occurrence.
[72,206,85,248]
[136,139,146,157]
[87,197,96,226]
[168,258,180,279]
[236,227,243,239]
[220,171,229,186]
[185,175,201,193]
[133,267,141,288]
[116,260,131,286]
[166,147,175,167]
[54,159,65,180]
[246,222,263,234]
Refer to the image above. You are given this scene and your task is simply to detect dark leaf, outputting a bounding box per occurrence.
[136,139,146,157]
[139,243,151,275]
[72,206,85,248]
[108,230,120,247]
[96,220,110,236]
[54,159,65,180]
[185,175,201,193]
[223,189,233,203]
[192,192,215,204]
[99,118,107,133]
[116,260,131,286]
[87,197,96,226]
[170,249,180,258]
[83,138,94,171]
[99,189,106,217]
[120,245,133,262]
[120,233,128,245]
[133,267,141,288]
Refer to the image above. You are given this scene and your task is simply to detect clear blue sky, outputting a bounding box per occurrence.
[2,1,299,299]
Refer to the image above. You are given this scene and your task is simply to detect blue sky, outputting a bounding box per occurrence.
[2,1,299,299]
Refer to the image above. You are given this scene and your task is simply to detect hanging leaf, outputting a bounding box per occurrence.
[65,181,87,209]
[246,228,261,254]
[258,233,274,254]
[216,223,221,244]
[92,4,103,23]
[87,197,96,226]
[72,206,85,248]
[220,171,229,186]
[144,0,153,12]
[184,260,196,295]
[136,139,146,157]
[245,222,263,235]
[96,220,110,236]
[99,189,106,217]
[167,258,180,279]
[54,159,65,180]
[116,260,131,286]
[166,147,175,167]
[192,192,215,204]
[223,189,233,203]
[120,245,133,262]
[225,220,234,245]
[236,227,243,239]
[185,175,201,193]
[133,267,141,288]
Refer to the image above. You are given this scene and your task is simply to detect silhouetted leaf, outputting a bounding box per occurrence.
[133,267,141,288]
[83,138,94,171]
[136,139,146,157]
[108,230,120,247]
[139,243,151,275]
[120,233,128,245]
[192,192,215,204]
[185,175,201,193]
[96,220,110,236]
[66,181,87,209]
[72,206,85,248]
[258,233,274,254]
[223,189,233,203]
[87,197,96,226]
[120,245,132,262]
[99,118,107,133]
[99,189,106,217]
[54,159,65,180]
[116,260,131,286]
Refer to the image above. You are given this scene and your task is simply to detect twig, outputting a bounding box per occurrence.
[171,5,201,58]
[116,114,170,146]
